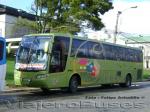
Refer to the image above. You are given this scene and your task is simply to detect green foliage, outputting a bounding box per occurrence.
[34,0,113,34]
[6,57,15,86]
[143,69,150,79]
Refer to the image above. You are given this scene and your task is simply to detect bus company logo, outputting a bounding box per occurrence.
[15,63,45,70]
[78,58,100,77]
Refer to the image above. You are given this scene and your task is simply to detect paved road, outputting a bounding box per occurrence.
[0,81,150,112]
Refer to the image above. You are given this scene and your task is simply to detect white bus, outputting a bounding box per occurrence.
[0,37,6,91]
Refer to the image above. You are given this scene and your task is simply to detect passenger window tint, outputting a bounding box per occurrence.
[49,36,70,73]
[71,39,88,58]
[87,42,104,59]
[71,39,142,62]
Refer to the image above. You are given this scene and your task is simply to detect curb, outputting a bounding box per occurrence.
[1,80,149,94]
[1,87,39,93]
[142,79,150,82]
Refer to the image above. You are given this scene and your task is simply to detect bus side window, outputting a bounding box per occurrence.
[71,39,88,58]
[139,51,143,62]
[88,42,104,59]
[49,36,70,73]
[103,44,113,60]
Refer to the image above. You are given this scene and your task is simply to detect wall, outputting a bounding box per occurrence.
[5,14,17,38]
[0,14,36,38]
[0,14,6,37]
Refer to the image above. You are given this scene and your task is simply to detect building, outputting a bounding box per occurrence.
[0,4,36,38]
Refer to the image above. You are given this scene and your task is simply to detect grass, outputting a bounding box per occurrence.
[143,69,150,80]
[6,56,15,86]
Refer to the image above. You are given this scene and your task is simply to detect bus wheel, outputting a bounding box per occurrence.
[69,76,79,93]
[41,88,50,93]
[120,75,132,87]
[101,84,112,88]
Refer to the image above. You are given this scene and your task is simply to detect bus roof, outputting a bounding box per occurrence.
[25,33,72,38]
[24,33,142,51]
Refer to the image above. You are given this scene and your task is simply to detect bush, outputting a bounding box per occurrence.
[143,69,150,79]
[6,56,15,86]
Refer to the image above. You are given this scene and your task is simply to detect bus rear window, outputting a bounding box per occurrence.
[0,41,4,61]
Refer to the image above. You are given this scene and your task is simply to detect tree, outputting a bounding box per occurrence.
[33,0,113,34]
[31,0,47,33]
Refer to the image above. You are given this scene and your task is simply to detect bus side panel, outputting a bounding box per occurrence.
[0,38,6,91]
[0,64,6,91]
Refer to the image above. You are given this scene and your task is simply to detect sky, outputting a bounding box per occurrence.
[0,0,150,35]
[0,0,34,11]
[102,0,150,35]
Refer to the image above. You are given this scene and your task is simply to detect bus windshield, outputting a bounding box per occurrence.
[15,36,52,71]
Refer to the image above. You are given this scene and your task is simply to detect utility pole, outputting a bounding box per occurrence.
[114,11,121,44]
[114,6,137,44]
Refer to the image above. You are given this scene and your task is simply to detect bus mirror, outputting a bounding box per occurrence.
[7,43,12,54]
[44,42,49,53]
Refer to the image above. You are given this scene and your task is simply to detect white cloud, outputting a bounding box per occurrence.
[102,0,150,35]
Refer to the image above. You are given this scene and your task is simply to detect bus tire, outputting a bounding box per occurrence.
[101,84,112,88]
[41,88,50,93]
[69,76,79,93]
[120,75,132,87]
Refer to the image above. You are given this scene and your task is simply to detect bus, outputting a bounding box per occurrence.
[0,37,6,91]
[13,33,143,93]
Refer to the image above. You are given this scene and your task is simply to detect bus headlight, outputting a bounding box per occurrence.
[36,74,48,79]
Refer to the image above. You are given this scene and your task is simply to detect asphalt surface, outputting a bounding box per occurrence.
[0,81,150,112]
